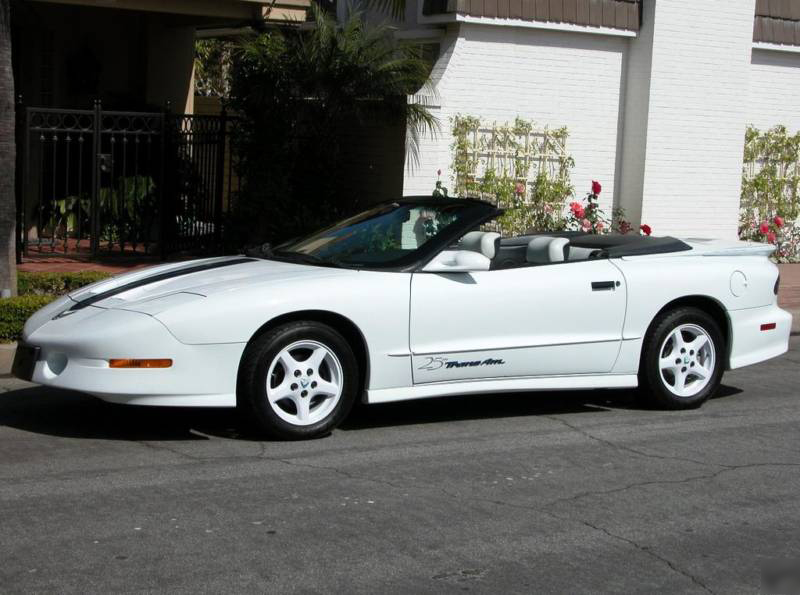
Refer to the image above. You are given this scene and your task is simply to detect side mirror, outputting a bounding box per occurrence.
[423,250,491,273]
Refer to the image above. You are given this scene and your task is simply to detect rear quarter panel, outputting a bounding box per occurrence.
[610,253,779,373]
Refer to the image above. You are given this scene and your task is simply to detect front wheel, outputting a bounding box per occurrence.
[639,307,725,409]
[238,321,359,439]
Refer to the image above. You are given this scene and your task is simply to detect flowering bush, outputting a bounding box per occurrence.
[432,169,449,198]
[565,181,652,235]
[434,175,653,238]
[740,125,800,262]
[740,214,800,262]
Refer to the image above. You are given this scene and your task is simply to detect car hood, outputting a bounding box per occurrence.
[67,256,354,314]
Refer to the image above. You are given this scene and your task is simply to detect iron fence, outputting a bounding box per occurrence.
[17,100,237,260]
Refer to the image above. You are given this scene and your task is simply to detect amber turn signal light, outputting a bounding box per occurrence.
[109,359,173,369]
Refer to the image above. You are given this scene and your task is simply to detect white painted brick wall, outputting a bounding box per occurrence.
[406,1,765,240]
[633,0,756,239]
[404,23,627,213]
[748,49,800,133]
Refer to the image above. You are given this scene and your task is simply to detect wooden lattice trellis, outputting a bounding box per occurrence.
[451,116,573,201]
[741,125,800,224]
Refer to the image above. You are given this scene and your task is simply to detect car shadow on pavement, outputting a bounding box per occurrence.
[0,382,743,441]
[0,386,241,441]
[340,384,743,431]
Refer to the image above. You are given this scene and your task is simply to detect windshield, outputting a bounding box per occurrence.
[273,200,495,268]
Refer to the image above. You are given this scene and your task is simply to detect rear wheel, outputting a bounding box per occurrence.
[639,307,725,409]
[238,321,359,439]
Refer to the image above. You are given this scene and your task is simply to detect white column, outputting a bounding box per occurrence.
[617,0,756,239]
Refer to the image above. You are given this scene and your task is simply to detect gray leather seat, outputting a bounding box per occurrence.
[460,231,501,259]
[526,236,570,264]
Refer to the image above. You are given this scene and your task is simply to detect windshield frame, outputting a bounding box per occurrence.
[268,197,502,272]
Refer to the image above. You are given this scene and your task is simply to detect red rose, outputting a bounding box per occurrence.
[774,215,784,228]
[767,232,777,244]
[640,224,652,236]
[591,180,602,195]
[759,221,770,234]
[570,202,585,218]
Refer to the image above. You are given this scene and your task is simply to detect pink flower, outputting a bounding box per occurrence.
[767,231,777,244]
[640,224,652,236]
[595,222,604,232]
[774,215,784,228]
[759,221,770,234]
[515,182,525,195]
[581,219,592,231]
[570,202,585,219]
[618,220,632,234]
[591,180,602,195]
[543,203,553,214]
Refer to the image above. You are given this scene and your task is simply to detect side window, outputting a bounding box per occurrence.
[400,207,458,250]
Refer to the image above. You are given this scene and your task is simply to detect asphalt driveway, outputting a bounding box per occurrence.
[1,339,799,594]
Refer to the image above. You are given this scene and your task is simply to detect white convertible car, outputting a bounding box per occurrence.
[14,198,792,439]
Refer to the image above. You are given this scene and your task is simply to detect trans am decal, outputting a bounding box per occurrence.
[418,356,505,371]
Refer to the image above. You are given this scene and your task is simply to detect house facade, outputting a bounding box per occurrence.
[400,0,800,239]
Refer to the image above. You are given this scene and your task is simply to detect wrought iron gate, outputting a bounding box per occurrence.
[18,101,236,259]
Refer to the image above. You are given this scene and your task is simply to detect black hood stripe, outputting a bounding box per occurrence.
[67,258,257,312]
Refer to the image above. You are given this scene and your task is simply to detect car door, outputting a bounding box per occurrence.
[409,259,626,384]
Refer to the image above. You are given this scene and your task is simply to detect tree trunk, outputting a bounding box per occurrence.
[0,0,17,296]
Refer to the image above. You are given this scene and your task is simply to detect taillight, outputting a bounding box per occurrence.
[775,274,780,296]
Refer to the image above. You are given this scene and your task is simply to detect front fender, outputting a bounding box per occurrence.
[154,270,414,391]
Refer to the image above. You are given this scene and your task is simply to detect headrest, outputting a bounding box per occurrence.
[526,237,569,264]
[460,231,501,259]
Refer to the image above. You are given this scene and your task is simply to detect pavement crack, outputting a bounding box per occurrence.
[441,492,715,593]
[562,513,716,594]
[543,414,731,469]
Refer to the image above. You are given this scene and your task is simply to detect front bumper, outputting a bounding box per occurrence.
[21,306,244,407]
[728,303,792,369]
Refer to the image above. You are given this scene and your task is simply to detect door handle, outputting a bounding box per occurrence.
[591,281,618,291]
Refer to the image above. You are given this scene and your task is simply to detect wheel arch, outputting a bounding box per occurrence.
[645,295,731,367]
[238,310,371,400]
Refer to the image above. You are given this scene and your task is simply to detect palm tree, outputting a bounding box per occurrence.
[0,0,17,296]
[234,2,436,162]
[226,3,438,242]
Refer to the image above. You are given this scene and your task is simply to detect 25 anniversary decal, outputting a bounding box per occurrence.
[418,356,506,371]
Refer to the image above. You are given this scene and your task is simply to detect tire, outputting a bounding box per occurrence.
[238,321,359,439]
[638,307,725,410]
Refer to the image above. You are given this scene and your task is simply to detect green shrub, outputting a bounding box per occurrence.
[0,295,56,342]
[18,271,112,296]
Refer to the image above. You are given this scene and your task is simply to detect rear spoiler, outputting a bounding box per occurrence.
[699,244,776,257]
